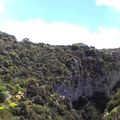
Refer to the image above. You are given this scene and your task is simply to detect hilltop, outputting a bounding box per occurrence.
[0,31,120,120]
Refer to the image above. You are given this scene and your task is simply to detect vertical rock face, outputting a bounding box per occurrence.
[55,57,108,102]
[55,47,120,104]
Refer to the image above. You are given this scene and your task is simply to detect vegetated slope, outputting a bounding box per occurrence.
[0,31,120,120]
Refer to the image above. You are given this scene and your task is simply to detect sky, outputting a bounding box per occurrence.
[0,0,120,48]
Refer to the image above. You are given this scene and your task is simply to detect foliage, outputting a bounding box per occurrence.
[0,32,120,119]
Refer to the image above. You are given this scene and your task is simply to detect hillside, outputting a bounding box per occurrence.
[0,31,120,120]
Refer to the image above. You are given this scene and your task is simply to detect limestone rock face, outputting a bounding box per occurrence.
[55,49,120,102]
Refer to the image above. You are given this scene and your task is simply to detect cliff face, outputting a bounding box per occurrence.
[55,46,118,101]
[0,32,120,119]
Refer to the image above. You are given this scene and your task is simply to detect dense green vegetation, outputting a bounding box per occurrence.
[1,31,120,119]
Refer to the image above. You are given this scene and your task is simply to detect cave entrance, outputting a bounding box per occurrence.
[72,92,110,113]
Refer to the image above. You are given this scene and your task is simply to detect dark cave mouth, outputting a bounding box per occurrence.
[72,96,88,110]
[72,92,110,113]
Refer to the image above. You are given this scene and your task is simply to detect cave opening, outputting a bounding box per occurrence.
[72,92,110,113]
